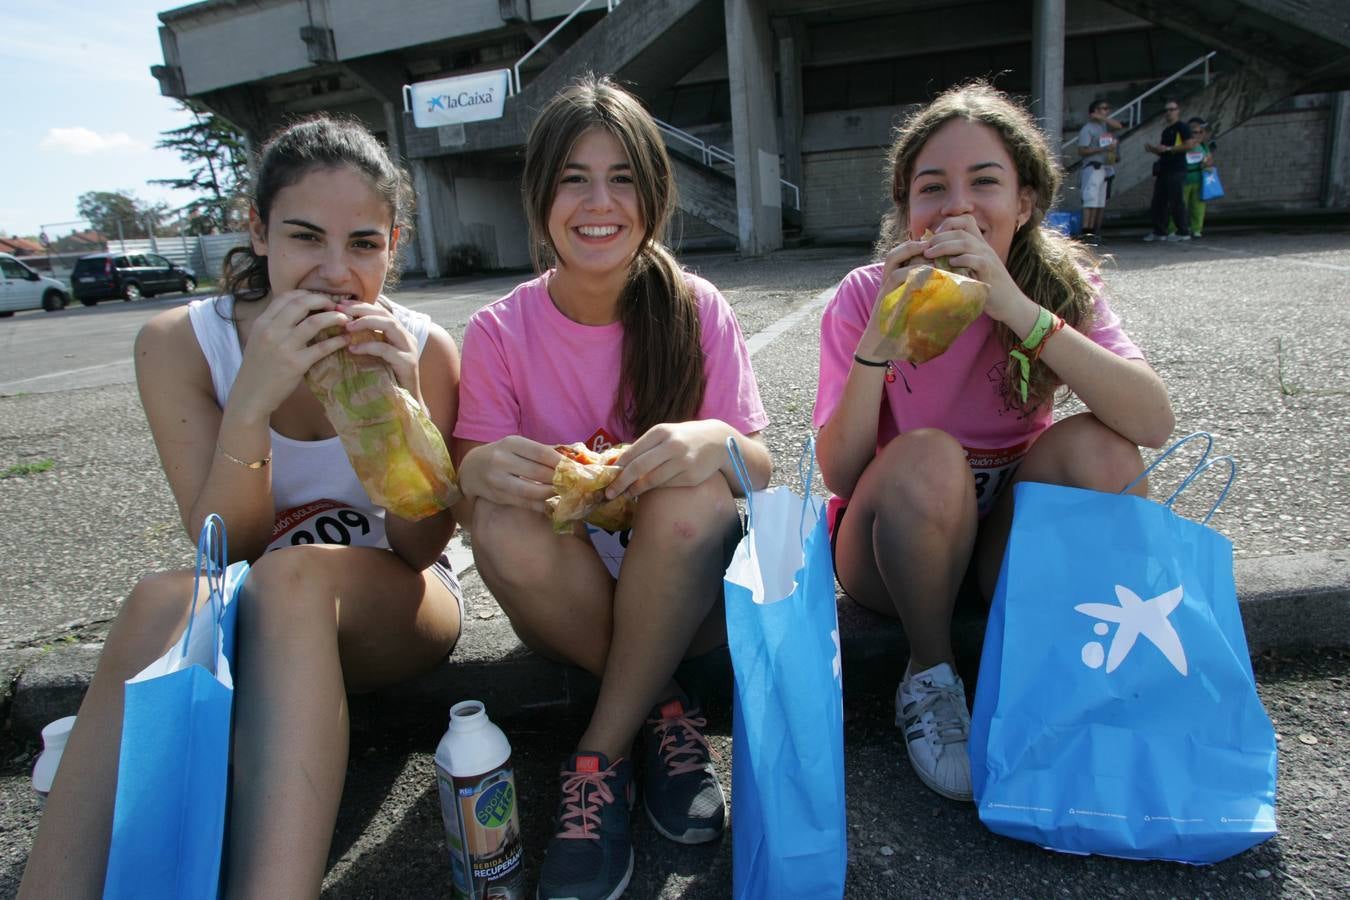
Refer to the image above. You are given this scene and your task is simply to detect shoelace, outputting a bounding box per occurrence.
[556,766,617,840]
[911,681,969,746]
[648,708,718,776]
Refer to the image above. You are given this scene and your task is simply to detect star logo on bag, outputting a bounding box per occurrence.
[1074,584,1188,676]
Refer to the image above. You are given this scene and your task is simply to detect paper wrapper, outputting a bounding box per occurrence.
[304,328,461,521]
[546,443,636,534]
[878,241,989,364]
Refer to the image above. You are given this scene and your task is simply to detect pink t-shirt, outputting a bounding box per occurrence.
[455,270,768,451]
[812,262,1143,514]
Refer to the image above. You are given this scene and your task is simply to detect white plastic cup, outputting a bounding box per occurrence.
[32,715,77,802]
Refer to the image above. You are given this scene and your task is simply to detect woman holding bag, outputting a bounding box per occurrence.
[453,75,769,900]
[813,80,1175,803]
[20,115,464,897]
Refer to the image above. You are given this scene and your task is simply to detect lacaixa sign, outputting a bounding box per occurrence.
[404,69,510,128]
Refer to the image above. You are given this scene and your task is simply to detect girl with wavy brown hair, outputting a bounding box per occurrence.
[452,75,770,899]
[813,80,1174,803]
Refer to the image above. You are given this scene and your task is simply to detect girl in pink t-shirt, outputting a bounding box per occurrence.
[813,81,1174,804]
[453,76,769,899]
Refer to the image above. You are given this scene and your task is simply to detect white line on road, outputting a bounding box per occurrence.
[745,284,838,357]
[0,359,132,394]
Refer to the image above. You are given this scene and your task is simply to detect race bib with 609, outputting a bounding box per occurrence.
[267,499,386,552]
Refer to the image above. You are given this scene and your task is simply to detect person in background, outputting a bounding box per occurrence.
[1077,98,1124,241]
[813,80,1174,803]
[1144,98,1198,241]
[453,75,770,900]
[1171,117,1216,239]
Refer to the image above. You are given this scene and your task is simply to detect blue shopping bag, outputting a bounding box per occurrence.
[724,438,847,899]
[970,434,1277,864]
[104,515,248,900]
[1201,167,1225,201]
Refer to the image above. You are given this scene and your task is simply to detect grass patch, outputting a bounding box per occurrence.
[1,458,55,479]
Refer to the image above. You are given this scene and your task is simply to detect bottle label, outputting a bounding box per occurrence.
[436,758,526,899]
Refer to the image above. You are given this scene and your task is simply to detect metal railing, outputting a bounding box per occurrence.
[653,118,801,210]
[511,0,622,96]
[1061,51,1218,154]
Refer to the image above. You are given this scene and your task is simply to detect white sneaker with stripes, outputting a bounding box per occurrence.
[895,662,973,801]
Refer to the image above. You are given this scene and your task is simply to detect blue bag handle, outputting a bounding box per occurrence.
[1120,432,1236,524]
[179,513,229,673]
[726,436,823,533]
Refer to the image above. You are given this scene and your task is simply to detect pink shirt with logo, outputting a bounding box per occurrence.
[812,262,1144,516]
[455,271,768,451]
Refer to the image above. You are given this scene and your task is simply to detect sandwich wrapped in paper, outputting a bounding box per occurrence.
[877,232,990,363]
[546,443,636,534]
[304,327,461,521]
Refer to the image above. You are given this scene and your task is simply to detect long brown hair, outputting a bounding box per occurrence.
[221,114,415,302]
[876,80,1098,408]
[521,74,704,436]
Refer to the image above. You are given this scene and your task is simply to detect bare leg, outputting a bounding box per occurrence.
[833,430,977,672]
[225,544,460,899]
[975,413,1146,597]
[578,477,739,759]
[19,570,203,900]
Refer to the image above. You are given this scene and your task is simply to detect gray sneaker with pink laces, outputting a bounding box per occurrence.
[641,694,726,844]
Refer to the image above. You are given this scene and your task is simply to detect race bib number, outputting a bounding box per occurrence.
[964,443,1028,517]
[268,499,384,552]
[1185,149,1206,165]
[1097,134,1115,148]
[585,524,631,580]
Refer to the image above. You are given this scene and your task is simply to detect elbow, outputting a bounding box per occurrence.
[1137,404,1176,451]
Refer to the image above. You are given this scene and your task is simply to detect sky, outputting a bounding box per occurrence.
[1,1,201,240]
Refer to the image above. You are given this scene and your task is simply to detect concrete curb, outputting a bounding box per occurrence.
[4,549,1347,743]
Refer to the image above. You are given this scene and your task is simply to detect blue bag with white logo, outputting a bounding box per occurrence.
[724,438,847,899]
[104,515,248,899]
[970,433,1276,864]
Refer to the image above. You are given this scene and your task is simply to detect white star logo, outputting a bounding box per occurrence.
[1075,584,1188,676]
[830,628,841,682]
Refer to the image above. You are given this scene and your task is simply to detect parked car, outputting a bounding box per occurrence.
[0,252,70,316]
[70,252,197,305]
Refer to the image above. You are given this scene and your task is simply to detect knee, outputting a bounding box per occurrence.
[238,545,338,633]
[1031,414,1144,493]
[97,572,194,671]
[633,476,738,553]
[469,499,560,593]
[871,430,972,527]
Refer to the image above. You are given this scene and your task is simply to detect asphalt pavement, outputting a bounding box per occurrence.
[1,227,1348,897]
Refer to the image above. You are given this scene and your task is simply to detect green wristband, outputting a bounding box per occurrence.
[1020,307,1055,350]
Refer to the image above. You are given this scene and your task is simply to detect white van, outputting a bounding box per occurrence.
[0,252,70,316]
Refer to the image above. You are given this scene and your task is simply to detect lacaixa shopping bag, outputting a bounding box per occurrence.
[970,433,1276,864]
[1201,167,1225,201]
[724,438,847,899]
[104,514,249,900]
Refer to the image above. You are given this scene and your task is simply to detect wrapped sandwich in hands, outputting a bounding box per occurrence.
[305,326,461,521]
[546,443,637,534]
[876,230,990,363]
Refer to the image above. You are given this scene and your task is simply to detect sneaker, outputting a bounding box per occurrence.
[895,662,973,802]
[1192,232,1203,239]
[1166,233,1191,241]
[537,752,635,900]
[642,695,726,843]
[1142,232,1162,242]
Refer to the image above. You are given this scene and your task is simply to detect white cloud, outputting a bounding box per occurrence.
[39,127,146,155]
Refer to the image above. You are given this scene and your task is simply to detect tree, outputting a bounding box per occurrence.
[75,191,169,239]
[151,101,250,233]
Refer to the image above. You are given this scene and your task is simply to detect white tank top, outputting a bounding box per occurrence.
[187,294,432,552]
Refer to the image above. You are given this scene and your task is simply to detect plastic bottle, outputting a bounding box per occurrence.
[32,715,77,804]
[435,700,525,899]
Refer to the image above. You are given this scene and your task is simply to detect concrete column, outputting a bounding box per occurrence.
[1323,91,1350,208]
[1030,0,1066,144]
[725,0,782,256]
[411,159,453,279]
[774,18,804,195]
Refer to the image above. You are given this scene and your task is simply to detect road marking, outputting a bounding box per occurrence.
[1197,245,1350,273]
[745,284,839,357]
[0,359,132,394]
